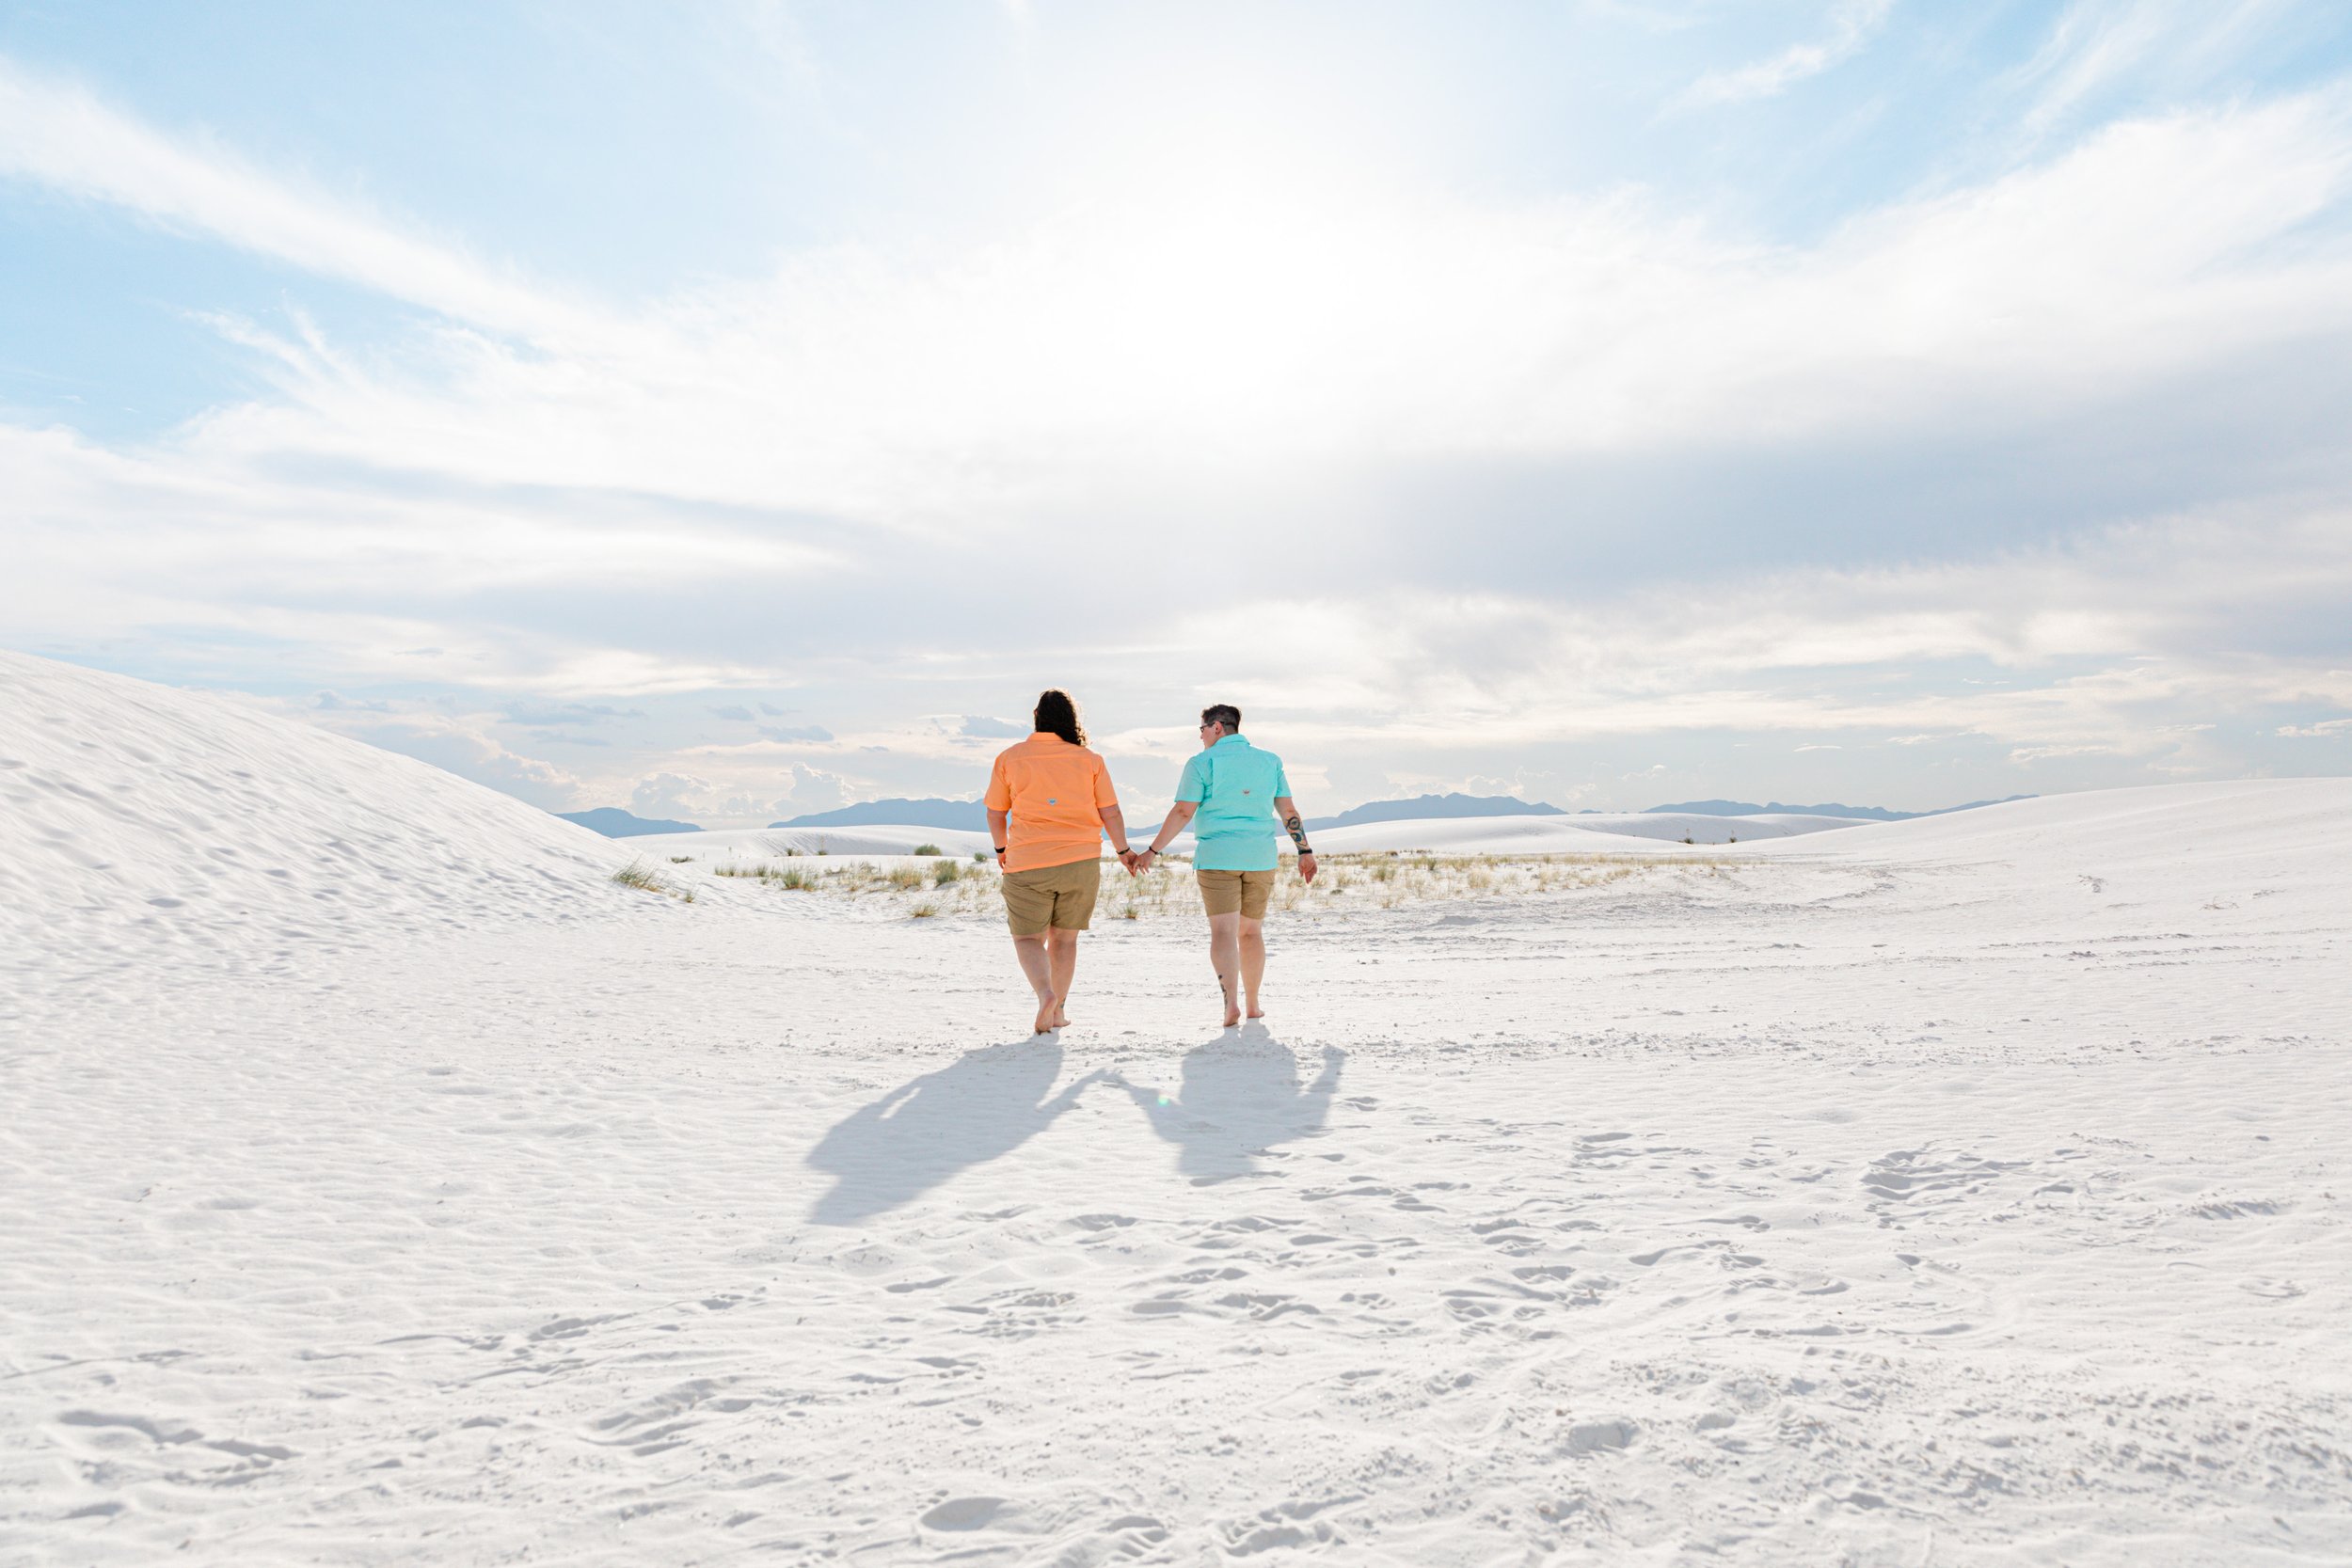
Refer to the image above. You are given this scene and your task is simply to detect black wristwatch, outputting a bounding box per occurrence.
[993,847,1007,856]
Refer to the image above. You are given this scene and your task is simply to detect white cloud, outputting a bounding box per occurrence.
[298,707,585,810]
[2009,0,2289,144]
[2278,718,2352,736]
[5,42,2350,809]
[10,50,2351,542]
[778,762,853,814]
[0,422,810,694]
[597,759,862,826]
[1677,0,1894,108]
[1151,506,2352,764]
[0,56,583,338]
[631,772,712,820]
[201,91,2350,509]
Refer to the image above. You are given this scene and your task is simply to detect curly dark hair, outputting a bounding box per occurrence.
[1034,689,1086,746]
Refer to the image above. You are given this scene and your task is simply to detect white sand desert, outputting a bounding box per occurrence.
[4,649,2347,1565]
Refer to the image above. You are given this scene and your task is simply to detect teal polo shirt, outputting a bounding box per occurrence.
[1174,735,1292,871]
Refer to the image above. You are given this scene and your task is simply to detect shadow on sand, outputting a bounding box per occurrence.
[805,1037,1104,1226]
[1119,1024,1344,1184]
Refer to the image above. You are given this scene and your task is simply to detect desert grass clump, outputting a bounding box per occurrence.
[716,862,822,890]
[913,843,943,856]
[973,849,989,863]
[669,855,693,863]
[694,845,1727,921]
[911,901,940,918]
[612,860,693,901]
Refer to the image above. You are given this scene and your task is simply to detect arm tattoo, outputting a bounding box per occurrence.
[1283,813,1311,851]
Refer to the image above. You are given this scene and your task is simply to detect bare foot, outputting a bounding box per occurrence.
[1034,993,1060,1034]
[1223,998,1242,1028]
[1051,1004,1071,1029]
[1246,1004,1265,1021]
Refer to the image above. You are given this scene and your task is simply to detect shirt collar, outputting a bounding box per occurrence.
[1213,734,1249,749]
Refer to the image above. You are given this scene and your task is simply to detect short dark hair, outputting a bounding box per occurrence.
[1034,689,1085,746]
[1200,704,1241,731]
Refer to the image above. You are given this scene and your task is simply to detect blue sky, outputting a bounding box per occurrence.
[6,0,2352,822]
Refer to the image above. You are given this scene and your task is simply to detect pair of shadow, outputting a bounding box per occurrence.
[805,1024,1344,1227]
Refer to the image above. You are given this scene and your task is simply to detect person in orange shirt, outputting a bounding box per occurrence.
[984,689,1137,1034]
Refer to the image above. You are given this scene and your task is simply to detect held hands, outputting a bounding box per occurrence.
[1117,849,1141,875]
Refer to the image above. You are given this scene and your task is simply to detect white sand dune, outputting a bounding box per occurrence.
[617,810,1853,863]
[4,653,2348,1565]
[1314,809,1864,854]
[0,652,631,984]
[629,824,997,861]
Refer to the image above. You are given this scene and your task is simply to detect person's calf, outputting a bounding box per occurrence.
[1206,914,1244,1026]
[1046,927,1080,1027]
[1238,919,1267,1019]
[1011,933,1054,1000]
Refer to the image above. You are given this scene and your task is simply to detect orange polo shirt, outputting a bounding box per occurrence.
[984,734,1118,871]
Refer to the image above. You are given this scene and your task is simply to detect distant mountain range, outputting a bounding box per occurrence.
[1645,796,2034,821]
[1307,793,1562,830]
[557,790,2036,838]
[557,807,701,837]
[773,798,990,831]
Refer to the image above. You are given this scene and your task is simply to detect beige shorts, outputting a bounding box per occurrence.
[1196,867,1276,920]
[1001,856,1102,935]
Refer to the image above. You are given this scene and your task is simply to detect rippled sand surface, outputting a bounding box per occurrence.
[4,654,2347,1565]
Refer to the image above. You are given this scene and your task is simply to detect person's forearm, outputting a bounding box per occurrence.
[988,808,1009,856]
[1147,803,1197,854]
[1097,805,1131,854]
[1274,797,1313,856]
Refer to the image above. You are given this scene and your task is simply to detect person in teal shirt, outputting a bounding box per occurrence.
[1136,705,1319,1026]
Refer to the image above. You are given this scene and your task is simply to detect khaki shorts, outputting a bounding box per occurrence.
[1196,867,1276,920]
[1001,856,1102,935]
